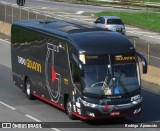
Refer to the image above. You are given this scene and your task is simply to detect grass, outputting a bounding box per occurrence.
[145,0,160,2]
[95,11,160,33]
[79,0,160,2]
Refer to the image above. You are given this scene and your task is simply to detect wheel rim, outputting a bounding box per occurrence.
[67,100,72,116]
[26,82,31,96]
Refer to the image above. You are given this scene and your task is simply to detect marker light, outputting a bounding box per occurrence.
[87,111,95,117]
[79,54,86,64]
[134,107,141,114]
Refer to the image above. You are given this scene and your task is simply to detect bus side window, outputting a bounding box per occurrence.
[71,61,81,83]
[71,61,82,91]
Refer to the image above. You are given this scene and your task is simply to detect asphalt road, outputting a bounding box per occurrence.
[1,0,160,44]
[0,37,160,130]
[2,0,142,13]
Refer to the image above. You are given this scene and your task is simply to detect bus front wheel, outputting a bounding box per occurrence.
[66,98,76,120]
[25,78,35,100]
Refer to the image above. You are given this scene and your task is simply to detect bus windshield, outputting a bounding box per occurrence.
[82,55,140,96]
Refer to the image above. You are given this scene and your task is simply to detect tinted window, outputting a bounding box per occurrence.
[96,18,101,23]
[107,19,124,25]
[11,25,44,46]
[96,17,105,24]
[100,17,105,24]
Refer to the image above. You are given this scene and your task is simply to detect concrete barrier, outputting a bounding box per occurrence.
[141,64,160,85]
[0,20,159,85]
[0,21,11,36]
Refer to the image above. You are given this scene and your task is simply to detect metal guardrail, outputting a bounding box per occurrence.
[128,37,160,67]
[0,2,160,68]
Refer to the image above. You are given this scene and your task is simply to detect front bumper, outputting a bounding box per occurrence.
[73,97,142,119]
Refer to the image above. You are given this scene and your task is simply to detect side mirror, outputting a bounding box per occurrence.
[137,52,148,74]
[17,0,25,6]
[72,54,84,77]
[93,21,96,24]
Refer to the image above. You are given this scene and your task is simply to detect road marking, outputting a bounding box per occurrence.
[76,11,84,14]
[51,128,61,131]
[29,8,89,24]
[0,38,10,44]
[49,12,76,15]
[25,114,61,131]
[0,101,16,110]
[25,114,41,122]
[55,14,89,18]
[41,7,48,9]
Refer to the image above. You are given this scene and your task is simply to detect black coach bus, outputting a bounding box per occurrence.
[11,19,147,120]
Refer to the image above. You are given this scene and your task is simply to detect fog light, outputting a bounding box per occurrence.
[87,111,95,117]
[134,107,141,114]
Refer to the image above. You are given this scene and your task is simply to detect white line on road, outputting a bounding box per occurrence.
[54,14,89,18]
[28,8,89,24]
[25,114,42,122]
[47,11,76,14]
[25,114,61,131]
[41,7,48,9]
[0,101,16,110]
[51,128,61,131]
[0,38,10,44]
[76,11,84,14]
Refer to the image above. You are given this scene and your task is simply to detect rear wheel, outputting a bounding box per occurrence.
[25,78,35,100]
[66,98,76,120]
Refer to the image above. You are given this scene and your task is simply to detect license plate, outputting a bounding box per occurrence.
[110,112,120,116]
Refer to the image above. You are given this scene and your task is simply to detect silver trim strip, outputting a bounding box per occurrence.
[112,97,143,110]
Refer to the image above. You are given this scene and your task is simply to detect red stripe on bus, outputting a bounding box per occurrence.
[72,112,93,120]
[72,112,142,120]
[33,93,65,110]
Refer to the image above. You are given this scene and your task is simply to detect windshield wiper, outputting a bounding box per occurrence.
[116,75,128,94]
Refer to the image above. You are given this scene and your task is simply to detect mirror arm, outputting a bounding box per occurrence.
[136,52,148,74]
[72,53,84,72]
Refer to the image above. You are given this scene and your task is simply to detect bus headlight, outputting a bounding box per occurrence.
[80,98,98,108]
[79,54,86,64]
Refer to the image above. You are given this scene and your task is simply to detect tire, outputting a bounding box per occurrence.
[66,98,76,120]
[25,78,35,100]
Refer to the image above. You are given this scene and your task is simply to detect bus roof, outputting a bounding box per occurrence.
[13,19,135,55]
